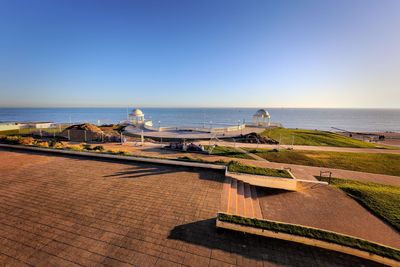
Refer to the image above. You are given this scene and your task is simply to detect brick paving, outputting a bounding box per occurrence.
[258,183,400,249]
[0,148,384,266]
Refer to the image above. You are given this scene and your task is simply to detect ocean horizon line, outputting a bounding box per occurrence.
[1,106,399,110]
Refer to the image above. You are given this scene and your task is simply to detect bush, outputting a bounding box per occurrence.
[82,144,92,150]
[0,136,21,144]
[36,141,49,148]
[19,137,36,145]
[48,140,64,148]
[66,145,83,151]
[92,145,105,151]
[214,159,228,165]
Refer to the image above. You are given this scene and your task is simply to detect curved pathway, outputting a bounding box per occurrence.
[198,140,400,154]
[237,158,400,186]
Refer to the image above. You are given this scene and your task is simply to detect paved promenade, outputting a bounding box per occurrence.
[258,184,400,249]
[235,158,400,187]
[86,142,400,186]
[0,149,382,266]
[199,140,400,154]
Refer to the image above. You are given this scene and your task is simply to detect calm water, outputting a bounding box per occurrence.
[0,108,399,132]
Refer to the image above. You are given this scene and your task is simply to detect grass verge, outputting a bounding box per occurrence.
[217,213,400,261]
[247,148,400,176]
[227,161,292,178]
[204,145,253,159]
[261,128,383,148]
[317,177,400,232]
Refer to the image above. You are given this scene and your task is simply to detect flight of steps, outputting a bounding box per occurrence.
[220,176,263,218]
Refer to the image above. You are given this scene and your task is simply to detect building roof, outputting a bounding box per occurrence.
[254,109,270,117]
[131,108,144,116]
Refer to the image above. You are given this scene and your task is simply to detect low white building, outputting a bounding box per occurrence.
[22,122,53,129]
[0,122,21,131]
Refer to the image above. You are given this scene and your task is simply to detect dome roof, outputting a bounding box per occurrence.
[254,109,270,117]
[131,108,144,116]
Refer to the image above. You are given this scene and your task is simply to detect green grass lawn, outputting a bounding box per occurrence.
[317,177,400,232]
[227,161,292,178]
[204,145,253,159]
[261,128,383,148]
[247,148,400,176]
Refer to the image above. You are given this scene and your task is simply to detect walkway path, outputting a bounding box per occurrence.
[257,184,400,249]
[74,141,400,186]
[237,158,400,186]
[198,140,400,154]
[234,146,268,161]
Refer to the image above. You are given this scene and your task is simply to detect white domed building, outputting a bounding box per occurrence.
[252,109,271,127]
[128,108,145,125]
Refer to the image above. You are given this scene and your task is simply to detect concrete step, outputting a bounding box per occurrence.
[221,176,263,219]
[236,180,245,216]
[250,185,263,218]
[228,178,238,214]
[220,176,231,213]
[244,183,254,217]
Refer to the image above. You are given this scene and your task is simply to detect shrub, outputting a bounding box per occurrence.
[19,137,36,145]
[36,141,49,148]
[214,159,228,165]
[0,136,20,144]
[82,144,92,150]
[66,145,83,151]
[52,142,64,149]
[92,145,105,151]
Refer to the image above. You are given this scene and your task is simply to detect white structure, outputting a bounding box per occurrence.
[128,108,145,125]
[252,109,271,127]
[23,122,53,129]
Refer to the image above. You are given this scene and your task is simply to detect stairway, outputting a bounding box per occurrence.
[220,176,263,218]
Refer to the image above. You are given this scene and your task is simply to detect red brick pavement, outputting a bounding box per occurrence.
[0,149,384,266]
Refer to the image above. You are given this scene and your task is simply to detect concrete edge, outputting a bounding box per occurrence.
[226,171,298,191]
[226,170,295,180]
[216,219,400,267]
[285,169,296,179]
[0,144,226,171]
[296,179,329,185]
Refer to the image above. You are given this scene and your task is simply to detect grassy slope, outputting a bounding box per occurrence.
[218,213,400,261]
[204,145,253,159]
[227,161,292,178]
[318,177,400,232]
[248,148,400,176]
[261,128,381,148]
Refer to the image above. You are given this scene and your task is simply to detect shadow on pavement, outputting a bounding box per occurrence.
[168,218,382,266]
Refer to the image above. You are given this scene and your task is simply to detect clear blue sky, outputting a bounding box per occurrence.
[0,0,399,108]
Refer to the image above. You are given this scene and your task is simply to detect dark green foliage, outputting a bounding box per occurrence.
[227,161,292,178]
[205,145,253,159]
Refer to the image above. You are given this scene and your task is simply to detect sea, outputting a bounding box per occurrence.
[0,108,399,132]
